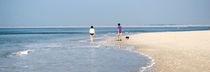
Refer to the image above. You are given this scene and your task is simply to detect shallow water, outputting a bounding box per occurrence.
[0,32,151,72]
[0,27,209,72]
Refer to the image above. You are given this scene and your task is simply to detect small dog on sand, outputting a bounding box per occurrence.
[126,36,129,39]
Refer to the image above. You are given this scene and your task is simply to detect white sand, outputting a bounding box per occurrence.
[106,30,210,72]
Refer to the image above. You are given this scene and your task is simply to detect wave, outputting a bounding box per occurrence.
[118,46,155,72]
[137,50,155,72]
[14,50,33,56]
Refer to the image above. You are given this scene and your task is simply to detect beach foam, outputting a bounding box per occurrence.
[15,50,33,56]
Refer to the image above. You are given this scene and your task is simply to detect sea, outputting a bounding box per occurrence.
[0,26,209,72]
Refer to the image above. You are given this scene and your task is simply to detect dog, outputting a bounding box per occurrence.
[126,36,129,39]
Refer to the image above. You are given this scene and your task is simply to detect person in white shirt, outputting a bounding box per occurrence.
[89,26,95,41]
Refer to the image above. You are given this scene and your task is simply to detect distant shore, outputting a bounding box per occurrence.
[106,30,210,72]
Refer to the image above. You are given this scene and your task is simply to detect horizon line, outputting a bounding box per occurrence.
[0,25,210,28]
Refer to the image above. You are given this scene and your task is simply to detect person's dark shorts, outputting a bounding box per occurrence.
[90,33,94,35]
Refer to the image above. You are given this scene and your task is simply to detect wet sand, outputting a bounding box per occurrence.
[106,30,210,72]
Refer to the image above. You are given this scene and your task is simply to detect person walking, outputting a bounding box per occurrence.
[117,23,122,41]
[89,26,95,42]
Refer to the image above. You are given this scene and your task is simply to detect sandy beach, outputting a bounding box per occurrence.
[106,30,210,72]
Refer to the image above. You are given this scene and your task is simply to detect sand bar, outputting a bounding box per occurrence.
[106,30,210,72]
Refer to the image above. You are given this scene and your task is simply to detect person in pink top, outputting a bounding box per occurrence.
[118,23,122,41]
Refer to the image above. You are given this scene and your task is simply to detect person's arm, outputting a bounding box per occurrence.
[118,27,119,33]
[118,29,119,33]
[93,29,95,34]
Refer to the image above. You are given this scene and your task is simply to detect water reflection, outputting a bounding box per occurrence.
[118,44,122,50]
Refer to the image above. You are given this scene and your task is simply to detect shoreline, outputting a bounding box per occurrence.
[106,30,210,72]
[104,38,156,72]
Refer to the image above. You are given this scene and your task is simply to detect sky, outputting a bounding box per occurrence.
[0,0,210,27]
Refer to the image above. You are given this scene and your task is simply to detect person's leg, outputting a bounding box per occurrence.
[119,33,122,41]
[117,32,122,41]
[92,35,94,41]
[118,32,120,41]
[90,35,93,41]
[91,35,95,42]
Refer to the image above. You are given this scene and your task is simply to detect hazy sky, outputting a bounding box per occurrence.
[0,0,210,27]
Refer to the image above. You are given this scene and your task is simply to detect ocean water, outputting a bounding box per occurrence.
[0,27,209,72]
